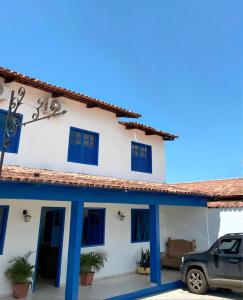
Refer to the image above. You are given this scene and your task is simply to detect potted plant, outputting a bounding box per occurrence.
[4,252,34,299]
[137,249,150,275]
[80,250,107,285]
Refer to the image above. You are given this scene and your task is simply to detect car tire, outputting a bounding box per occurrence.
[186,268,208,294]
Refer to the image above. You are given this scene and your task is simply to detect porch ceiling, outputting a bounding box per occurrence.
[0,165,206,197]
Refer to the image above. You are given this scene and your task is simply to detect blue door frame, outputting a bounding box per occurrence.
[35,207,66,289]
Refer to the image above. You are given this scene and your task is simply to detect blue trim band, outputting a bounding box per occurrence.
[106,281,184,300]
[0,182,207,207]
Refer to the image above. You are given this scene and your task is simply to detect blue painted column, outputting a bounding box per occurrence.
[149,204,161,285]
[65,201,84,300]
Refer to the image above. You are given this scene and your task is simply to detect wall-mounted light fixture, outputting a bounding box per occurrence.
[23,210,31,222]
[118,211,125,221]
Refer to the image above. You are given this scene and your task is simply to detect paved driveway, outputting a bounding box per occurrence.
[145,288,243,299]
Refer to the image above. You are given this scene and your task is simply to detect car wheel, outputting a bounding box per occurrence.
[186,268,208,294]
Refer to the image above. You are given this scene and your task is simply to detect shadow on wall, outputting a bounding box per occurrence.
[159,206,221,251]
[207,208,221,246]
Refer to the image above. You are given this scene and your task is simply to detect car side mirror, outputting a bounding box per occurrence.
[212,247,219,255]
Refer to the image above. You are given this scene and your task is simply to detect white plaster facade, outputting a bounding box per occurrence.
[0,80,165,183]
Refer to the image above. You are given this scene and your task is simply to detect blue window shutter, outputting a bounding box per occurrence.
[68,127,99,165]
[82,208,105,247]
[131,209,149,243]
[0,110,22,154]
[0,206,9,255]
[131,142,152,173]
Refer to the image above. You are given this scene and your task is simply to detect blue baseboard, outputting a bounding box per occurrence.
[105,280,184,300]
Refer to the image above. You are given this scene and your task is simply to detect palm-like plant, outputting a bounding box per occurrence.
[4,251,35,284]
[80,250,107,274]
[138,249,150,269]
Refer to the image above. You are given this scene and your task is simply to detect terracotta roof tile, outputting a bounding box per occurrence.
[207,201,243,208]
[0,165,205,197]
[175,178,243,208]
[119,122,177,140]
[175,178,243,198]
[0,67,140,118]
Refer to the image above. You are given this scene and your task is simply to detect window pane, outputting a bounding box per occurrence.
[219,239,241,255]
[75,132,82,145]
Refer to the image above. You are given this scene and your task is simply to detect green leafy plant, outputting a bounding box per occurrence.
[138,249,150,269]
[4,252,35,284]
[80,250,107,274]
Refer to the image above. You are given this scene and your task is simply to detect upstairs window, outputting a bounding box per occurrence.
[131,209,149,243]
[0,206,9,255]
[0,109,22,153]
[82,208,105,247]
[68,127,99,165]
[131,142,152,173]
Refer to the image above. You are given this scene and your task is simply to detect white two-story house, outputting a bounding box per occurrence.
[0,67,211,300]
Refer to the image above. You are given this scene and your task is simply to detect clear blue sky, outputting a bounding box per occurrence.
[1,1,242,183]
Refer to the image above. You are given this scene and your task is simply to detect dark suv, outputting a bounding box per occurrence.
[180,233,243,294]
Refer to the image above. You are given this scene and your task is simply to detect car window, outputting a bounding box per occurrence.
[218,238,241,255]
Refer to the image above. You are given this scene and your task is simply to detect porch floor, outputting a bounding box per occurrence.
[2,270,180,300]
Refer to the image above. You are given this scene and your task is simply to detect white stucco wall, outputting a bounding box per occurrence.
[0,200,149,296]
[0,80,165,183]
[207,207,243,245]
[0,199,71,296]
[82,203,149,279]
[159,206,210,252]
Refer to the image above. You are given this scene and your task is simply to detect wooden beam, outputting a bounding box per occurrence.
[145,131,154,136]
[116,113,127,118]
[51,91,64,98]
[3,76,15,83]
[124,125,134,130]
[86,103,98,108]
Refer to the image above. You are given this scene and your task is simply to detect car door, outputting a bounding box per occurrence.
[208,237,242,289]
[239,240,243,290]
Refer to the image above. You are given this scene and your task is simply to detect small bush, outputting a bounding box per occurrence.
[80,250,107,274]
[4,252,35,284]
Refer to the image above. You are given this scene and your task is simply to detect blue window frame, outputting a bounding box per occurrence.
[82,208,105,247]
[0,109,22,153]
[68,127,99,165]
[0,206,9,255]
[131,209,149,243]
[131,142,152,173]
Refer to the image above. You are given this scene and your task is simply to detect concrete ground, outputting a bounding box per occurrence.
[146,288,243,300]
[0,270,180,300]
[1,271,242,300]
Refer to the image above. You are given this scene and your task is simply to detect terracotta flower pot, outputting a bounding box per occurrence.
[80,272,95,285]
[137,267,150,275]
[12,282,30,299]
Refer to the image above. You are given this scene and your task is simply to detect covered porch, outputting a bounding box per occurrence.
[0,166,207,300]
